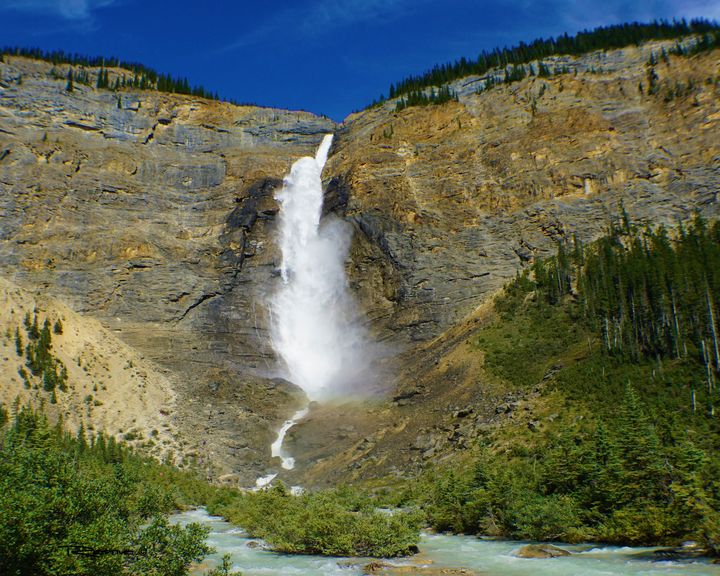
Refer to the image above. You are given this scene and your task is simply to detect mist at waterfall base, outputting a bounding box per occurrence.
[268,134,378,401]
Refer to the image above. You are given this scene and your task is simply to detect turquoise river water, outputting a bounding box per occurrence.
[172,508,720,575]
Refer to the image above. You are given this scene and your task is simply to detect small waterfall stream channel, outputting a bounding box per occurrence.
[191,137,720,575]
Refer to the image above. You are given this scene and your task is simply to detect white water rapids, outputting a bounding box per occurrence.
[174,508,720,576]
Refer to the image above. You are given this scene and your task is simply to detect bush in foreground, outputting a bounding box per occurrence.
[208,483,421,557]
[0,405,212,576]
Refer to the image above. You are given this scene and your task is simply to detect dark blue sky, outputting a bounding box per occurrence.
[2,0,718,120]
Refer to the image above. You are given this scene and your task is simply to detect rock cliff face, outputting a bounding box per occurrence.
[0,43,718,486]
[294,41,720,484]
[331,41,719,344]
[0,56,334,482]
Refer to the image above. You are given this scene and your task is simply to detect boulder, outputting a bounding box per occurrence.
[513,544,571,558]
[362,561,477,575]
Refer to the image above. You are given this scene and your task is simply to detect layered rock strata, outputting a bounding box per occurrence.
[0,56,333,481]
[1,43,718,484]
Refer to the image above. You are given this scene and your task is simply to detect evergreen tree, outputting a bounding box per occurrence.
[614,384,667,503]
[14,328,22,356]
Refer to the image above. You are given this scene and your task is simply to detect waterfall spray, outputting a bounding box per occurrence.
[270,134,371,401]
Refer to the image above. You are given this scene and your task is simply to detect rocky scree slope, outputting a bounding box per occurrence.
[0,275,181,461]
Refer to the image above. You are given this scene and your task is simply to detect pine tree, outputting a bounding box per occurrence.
[14,328,23,356]
[589,422,623,513]
[613,384,667,504]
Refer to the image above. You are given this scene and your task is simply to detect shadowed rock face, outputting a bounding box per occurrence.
[1,42,719,486]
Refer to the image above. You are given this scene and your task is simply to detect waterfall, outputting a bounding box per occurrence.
[254,407,308,488]
[269,134,370,401]
[254,134,374,484]
[252,133,374,487]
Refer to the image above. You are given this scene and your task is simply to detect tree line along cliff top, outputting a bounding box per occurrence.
[3,18,719,115]
[381,18,720,104]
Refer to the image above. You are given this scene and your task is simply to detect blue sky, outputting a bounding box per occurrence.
[2,0,718,120]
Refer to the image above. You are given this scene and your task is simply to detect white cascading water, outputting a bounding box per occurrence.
[270,133,370,401]
[255,134,372,485]
[270,407,309,469]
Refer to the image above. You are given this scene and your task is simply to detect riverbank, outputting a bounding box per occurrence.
[173,508,720,576]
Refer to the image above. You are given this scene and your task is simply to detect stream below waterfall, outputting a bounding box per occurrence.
[172,509,720,576]
[270,407,308,470]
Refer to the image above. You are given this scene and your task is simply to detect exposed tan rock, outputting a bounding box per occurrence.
[513,544,571,558]
[1,42,719,485]
[0,276,180,461]
[363,560,478,575]
[331,41,720,344]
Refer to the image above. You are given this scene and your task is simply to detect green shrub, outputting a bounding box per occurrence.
[208,484,421,557]
[0,406,214,576]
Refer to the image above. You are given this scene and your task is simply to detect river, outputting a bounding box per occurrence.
[172,508,720,575]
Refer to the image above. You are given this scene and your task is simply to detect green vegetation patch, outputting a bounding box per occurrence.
[18,312,68,398]
[0,405,216,576]
[406,216,720,552]
[0,397,421,572]
[207,483,421,557]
